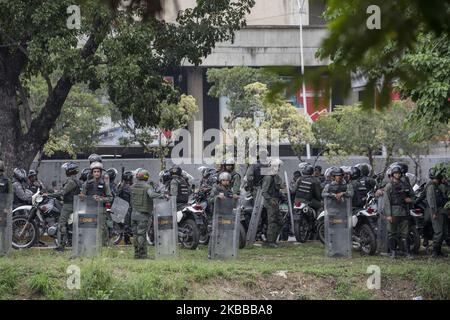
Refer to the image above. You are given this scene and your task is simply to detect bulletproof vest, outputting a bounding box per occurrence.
[118,184,131,204]
[434,185,447,208]
[296,176,314,201]
[63,177,82,203]
[174,176,189,203]
[13,181,28,205]
[327,182,348,194]
[0,175,9,193]
[389,181,408,207]
[352,180,367,208]
[252,163,265,187]
[268,176,281,199]
[130,182,152,213]
[84,178,107,197]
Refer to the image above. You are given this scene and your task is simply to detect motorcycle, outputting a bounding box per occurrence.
[12,190,67,249]
[291,200,317,243]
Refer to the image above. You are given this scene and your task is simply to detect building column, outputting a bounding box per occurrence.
[186,67,204,164]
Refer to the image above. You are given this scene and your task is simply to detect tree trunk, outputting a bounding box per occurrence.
[367,149,375,176]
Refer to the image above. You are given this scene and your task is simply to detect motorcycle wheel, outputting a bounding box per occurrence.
[409,226,420,254]
[179,219,199,250]
[239,223,246,249]
[12,215,37,249]
[110,222,124,245]
[358,224,377,256]
[317,219,325,244]
[294,216,310,243]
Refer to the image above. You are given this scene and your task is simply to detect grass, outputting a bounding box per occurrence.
[0,242,449,300]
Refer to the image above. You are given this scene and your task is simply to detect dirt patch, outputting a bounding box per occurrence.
[191,272,419,300]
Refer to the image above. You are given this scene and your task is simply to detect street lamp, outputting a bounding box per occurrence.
[296,0,311,160]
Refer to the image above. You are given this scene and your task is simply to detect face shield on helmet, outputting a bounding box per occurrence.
[106,168,118,182]
[88,153,102,164]
[62,162,79,176]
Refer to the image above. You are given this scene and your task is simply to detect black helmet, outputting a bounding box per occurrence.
[302,164,314,176]
[331,167,344,177]
[88,153,102,164]
[170,166,182,176]
[429,168,443,180]
[356,163,371,177]
[122,171,133,183]
[62,162,79,176]
[80,168,91,182]
[390,165,402,175]
[398,163,408,174]
[314,165,322,173]
[106,168,118,182]
[28,170,37,178]
[293,170,301,177]
[350,166,361,180]
[13,168,27,181]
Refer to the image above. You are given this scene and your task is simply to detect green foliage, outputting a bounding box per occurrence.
[416,268,450,300]
[28,77,111,157]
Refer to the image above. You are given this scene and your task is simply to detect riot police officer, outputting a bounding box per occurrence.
[222,158,241,197]
[117,171,134,245]
[169,166,190,211]
[80,162,113,246]
[130,169,163,259]
[261,159,283,248]
[12,168,32,209]
[322,168,354,204]
[208,172,238,212]
[355,163,376,191]
[426,168,449,258]
[50,162,82,252]
[293,164,322,212]
[106,168,118,197]
[350,166,367,210]
[383,165,414,259]
[27,170,46,194]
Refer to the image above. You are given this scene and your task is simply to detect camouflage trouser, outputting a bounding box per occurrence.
[57,204,73,247]
[264,198,282,243]
[432,212,449,247]
[387,216,409,252]
[131,211,150,259]
[99,211,109,247]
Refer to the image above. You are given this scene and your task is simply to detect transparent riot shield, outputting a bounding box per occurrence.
[376,196,389,254]
[110,196,130,224]
[209,196,239,260]
[245,187,264,247]
[153,196,178,258]
[284,171,295,235]
[72,196,101,258]
[324,196,352,258]
[0,193,13,256]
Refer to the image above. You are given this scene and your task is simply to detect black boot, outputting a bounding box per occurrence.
[402,239,414,260]
[432,245,440,259]
[389,238,397,259]
[54,246,65,252]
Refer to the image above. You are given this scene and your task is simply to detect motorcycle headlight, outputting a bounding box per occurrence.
[35,195,44,204]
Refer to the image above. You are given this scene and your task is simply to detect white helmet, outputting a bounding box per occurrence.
[218,172,232,182]
[90,161,103,170]
[225,158,235,165]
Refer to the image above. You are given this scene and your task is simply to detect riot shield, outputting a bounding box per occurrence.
[324,196,352,258]
[110,196,130,224]
[209,196,239,260]
[72,196,101,258]
[0,193,13,256]
[153,196,178,258]
[376,196,388,254]
[284,171,295,235]
[245,187,264,247]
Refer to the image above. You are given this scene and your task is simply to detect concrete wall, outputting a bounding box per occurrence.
[160,0,308,26]
[32,156,450,190]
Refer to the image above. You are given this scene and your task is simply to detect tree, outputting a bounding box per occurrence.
[118,94,198,170]
[27,77,110,164]
[0,0,255,174]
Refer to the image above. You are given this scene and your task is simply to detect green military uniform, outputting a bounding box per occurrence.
[383,180,414,255]
[51,177,81,248]
[81,178,113,246]
[261,174,283,244]
[208,184,233,214]
[130,180,162,259]
[426,182,449,255]
[170,175,190,211]
[229,171,241,196]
